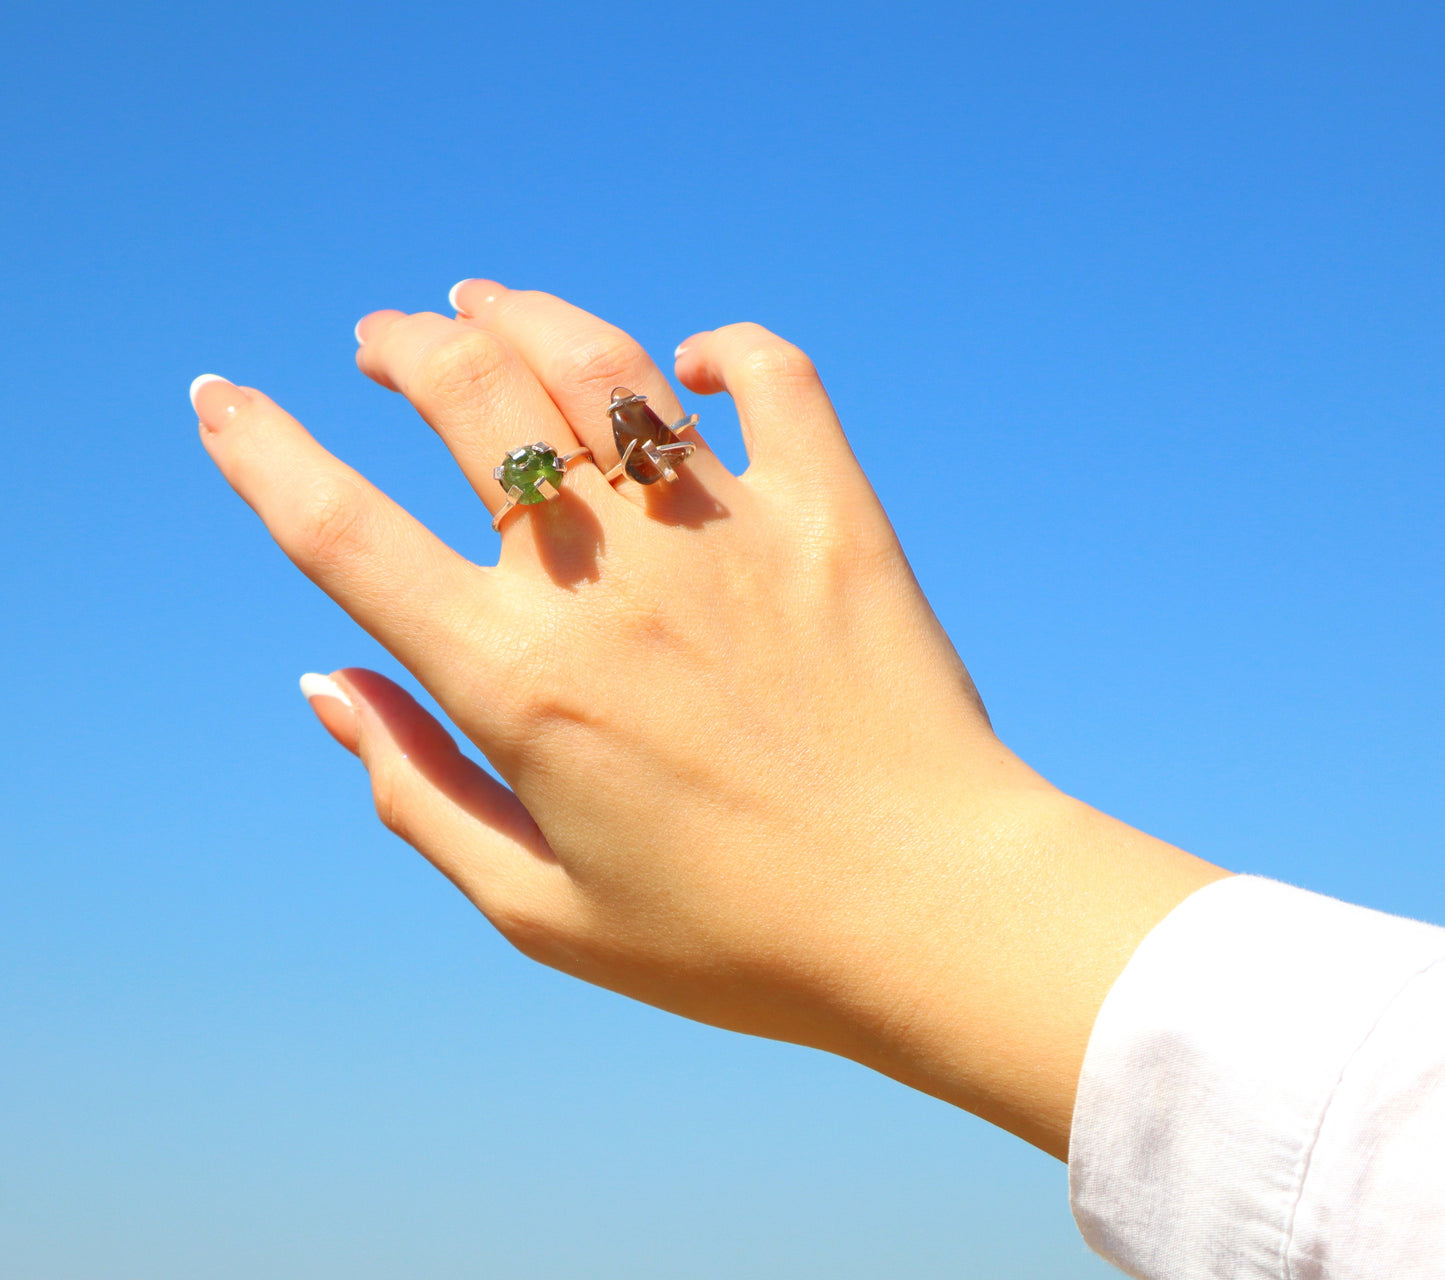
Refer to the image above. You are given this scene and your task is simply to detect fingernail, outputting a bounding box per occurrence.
[191,374,248,433]
[448,279,472,315]
[674,342,689,359]
[189,373,228,411]
[354,318,366,345]
[300,672,353,707]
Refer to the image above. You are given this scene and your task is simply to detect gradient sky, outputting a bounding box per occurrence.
[1,2,1441,1276]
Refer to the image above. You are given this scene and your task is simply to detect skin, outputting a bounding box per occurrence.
[197,282,1228,1160]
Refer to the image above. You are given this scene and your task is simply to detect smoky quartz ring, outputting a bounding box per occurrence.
[491,442,594,531]
[604,387,698,485]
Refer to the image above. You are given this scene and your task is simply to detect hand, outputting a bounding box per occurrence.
[197,282,1225,1159]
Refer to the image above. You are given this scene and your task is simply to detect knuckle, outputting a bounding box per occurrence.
[294,476,370,564]
[558,332,647,396]
[737,334,817,386]
[799,509,897,587]
[411,328,511,405]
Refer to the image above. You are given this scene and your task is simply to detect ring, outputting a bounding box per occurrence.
[604,386,698,485]
[491,442,594,531]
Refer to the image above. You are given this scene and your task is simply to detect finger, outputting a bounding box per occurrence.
[449,281,732,491]
[195,375,494,695]
[674,323,859,489]
[313,668,579,946]
[354,311,615,520]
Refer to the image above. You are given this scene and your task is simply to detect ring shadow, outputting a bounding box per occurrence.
[641,466,731,529]
[526,487,606,588]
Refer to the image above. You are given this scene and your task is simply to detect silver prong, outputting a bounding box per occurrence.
[535,477,560,500]
[604,437,638,484]
[670,413,699,437]
[491,488,524,532]
[493,465,505,480]
[642,441,678,483]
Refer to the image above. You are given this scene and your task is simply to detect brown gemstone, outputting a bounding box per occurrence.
[608,387,683,485]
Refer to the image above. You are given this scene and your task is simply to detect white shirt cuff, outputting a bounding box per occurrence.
[1069,874,1445,1279]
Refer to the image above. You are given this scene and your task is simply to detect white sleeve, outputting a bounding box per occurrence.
[1069,874,1445,1279]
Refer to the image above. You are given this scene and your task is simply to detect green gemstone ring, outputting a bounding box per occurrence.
[491,442,594,531]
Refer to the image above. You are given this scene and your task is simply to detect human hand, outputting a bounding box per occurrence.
[197,282,1224,1158]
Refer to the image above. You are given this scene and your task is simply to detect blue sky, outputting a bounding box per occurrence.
[0,2,1441,1275]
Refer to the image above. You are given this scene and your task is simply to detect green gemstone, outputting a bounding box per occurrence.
[497,443,563,504]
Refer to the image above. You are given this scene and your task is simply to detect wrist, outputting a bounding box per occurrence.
[806,782,1229,1159]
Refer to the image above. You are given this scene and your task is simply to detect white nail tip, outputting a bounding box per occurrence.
[300,673,353,707]
[189,373,227,411]
[448,280,469,312]
[674,343,689,359]
[354,319,366,345]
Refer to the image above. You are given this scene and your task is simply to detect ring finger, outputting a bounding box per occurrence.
[355,310,615,524]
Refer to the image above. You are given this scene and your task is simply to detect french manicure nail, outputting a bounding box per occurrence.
[191,374,249,434]
[674,342,689,359]
[299,672,353,707]
[189,373,228,412]
[448,279,472,314]
[354,319,366,345]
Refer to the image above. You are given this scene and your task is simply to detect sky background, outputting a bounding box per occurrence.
[1,1,1441,1276]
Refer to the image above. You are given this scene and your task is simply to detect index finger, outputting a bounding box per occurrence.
[194,375,502,703]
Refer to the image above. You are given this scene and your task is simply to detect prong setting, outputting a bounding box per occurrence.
[605,387,700,486]
[489,441,591,531]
